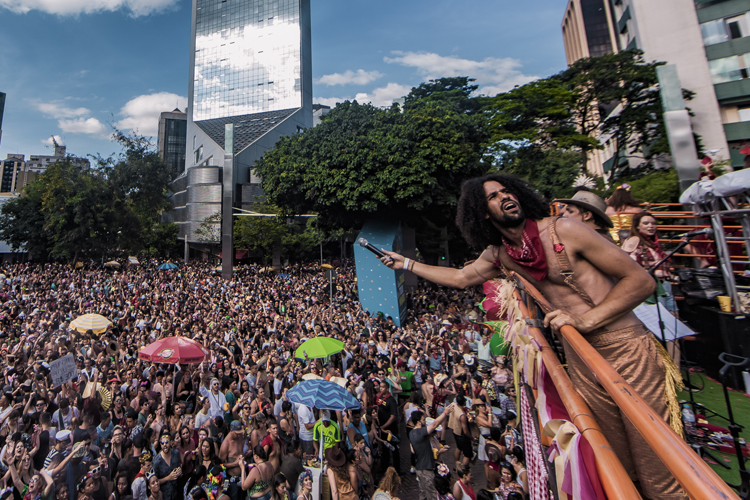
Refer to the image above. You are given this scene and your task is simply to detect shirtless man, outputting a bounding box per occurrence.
[219,420,245,500]
[261,421,282,470]
[381,174,681,499]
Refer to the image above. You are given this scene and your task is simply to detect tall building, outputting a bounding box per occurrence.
[172,0,313,241]
[0,92,5,148]
[561,0,742,175]
[0,155,24,194]
[25,144,89,173]
[697,0,750,168]
[0,146,89,195]
[157,108,187,179]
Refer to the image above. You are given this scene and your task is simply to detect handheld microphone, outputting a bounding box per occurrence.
[675,228,713,239]
[357,238,387,258]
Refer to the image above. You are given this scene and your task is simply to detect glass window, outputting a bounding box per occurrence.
[701,19,728,46]
[726,14,749,40]
[709,56,744,84]
[738,107,750,122]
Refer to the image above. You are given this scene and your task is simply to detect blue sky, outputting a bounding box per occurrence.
[0,0,567,161]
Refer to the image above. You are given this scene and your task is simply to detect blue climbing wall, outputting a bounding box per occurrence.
[354,220,408,327]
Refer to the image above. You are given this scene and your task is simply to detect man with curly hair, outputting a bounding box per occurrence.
[382,173,681,499]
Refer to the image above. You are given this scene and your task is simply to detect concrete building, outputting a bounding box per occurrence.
[697,0,750,168]
[562,0,745,175]
[0,155,24,194]
[0,92,5,148]
[172,0,313,242]
[157,108,188,180]
[25,144,90,173]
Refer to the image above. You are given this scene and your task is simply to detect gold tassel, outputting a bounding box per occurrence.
[651,337,685,438]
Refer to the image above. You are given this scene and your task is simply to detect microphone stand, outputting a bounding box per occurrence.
[647,237,690,348]
[648,234,733,467]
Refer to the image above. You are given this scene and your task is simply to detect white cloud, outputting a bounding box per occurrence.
[354,83,411,107]
[384,51,537,96]
[33,101,89,119]
[32,99,109,138]
[59,117,108,136]
[0,0,178,17]
[115,92,187,136]
[41,135,64,146]
[316,69,383,86]
[315,83,411,109]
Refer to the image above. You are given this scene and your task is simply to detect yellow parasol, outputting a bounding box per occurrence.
[104,261,120,268]
[70,313,112,334]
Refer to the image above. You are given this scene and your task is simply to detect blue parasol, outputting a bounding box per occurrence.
[157,263,178,270]
[286,379,361,411]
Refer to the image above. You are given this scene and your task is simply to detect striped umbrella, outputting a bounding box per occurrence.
[287,379,361,411]
[70,313,112,334]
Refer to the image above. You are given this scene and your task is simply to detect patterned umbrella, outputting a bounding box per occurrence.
[295,337,344,359]
[139,336,208,364]
[70,313,112,334]
[287,379,361,411]
[157,263,178,270]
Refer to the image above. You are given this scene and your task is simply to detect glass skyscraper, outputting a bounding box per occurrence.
[171,0,312,242]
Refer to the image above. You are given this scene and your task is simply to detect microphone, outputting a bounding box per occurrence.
[357,238,387,258]
[675,228,713,239]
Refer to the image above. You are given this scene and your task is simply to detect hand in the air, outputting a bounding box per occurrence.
[379,250,404,270]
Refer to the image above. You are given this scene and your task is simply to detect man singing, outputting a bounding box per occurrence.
[381,174,681,499]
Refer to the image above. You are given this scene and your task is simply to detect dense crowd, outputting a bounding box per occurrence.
[0,261,528,500]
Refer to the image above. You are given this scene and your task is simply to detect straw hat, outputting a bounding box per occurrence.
[554,191,613,228]
[434,373,449,388]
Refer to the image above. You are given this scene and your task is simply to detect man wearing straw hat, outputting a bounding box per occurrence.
[554,191,615,242]
[379,173,682,499]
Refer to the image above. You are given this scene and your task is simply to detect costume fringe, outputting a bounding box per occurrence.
[651,336,685,438]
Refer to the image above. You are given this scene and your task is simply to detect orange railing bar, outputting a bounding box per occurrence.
[514,290,641,500]
[511,272,739,500]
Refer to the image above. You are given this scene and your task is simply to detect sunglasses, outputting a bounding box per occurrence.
[91,466,101,475]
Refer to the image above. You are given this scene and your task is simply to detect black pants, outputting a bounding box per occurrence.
[379,429,401,475]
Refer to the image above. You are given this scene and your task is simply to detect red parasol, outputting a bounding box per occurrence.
[138,336,208,364]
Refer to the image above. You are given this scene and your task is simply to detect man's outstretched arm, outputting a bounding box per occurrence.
[380,247,501,289]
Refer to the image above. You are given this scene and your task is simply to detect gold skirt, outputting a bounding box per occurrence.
[563,324,683,499]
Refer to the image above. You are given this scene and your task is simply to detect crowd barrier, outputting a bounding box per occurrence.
[496,272,738,499]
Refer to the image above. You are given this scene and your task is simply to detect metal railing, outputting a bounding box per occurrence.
[511,271,738,499]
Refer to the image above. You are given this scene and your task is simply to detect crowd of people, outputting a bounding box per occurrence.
[0,260,528,500]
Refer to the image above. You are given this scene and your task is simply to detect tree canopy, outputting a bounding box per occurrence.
[0,132,178,261]
[488,50,693,181]
[254,77,490,234]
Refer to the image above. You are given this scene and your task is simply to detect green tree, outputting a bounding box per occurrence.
[233,203,289,264]
[255,81,489,236]
[497,146,582,201]
[0,131,178,261]
[0,180,48,259]
[486,50,695,178]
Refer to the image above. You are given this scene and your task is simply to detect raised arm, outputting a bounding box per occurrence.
[380,248,500,290]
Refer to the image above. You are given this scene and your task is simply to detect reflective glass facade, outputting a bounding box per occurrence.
[193,0,302,121]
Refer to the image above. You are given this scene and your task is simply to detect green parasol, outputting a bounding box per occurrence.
[295,337,345,359]
[484,320,510,356]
